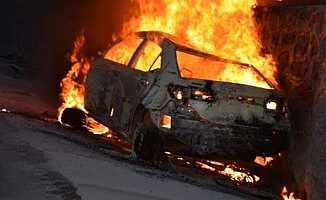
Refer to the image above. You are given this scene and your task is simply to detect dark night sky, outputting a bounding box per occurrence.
[0,0,136,104]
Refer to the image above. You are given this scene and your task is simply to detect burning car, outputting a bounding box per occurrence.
[64,31,290,161]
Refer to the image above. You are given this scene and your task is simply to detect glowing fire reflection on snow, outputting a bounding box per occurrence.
[115,0,277,89]
[195,161,260,184]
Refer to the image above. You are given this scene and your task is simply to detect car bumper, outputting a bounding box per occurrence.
[161,116,290,158]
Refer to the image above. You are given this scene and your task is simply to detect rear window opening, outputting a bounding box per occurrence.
[176,50,272,89]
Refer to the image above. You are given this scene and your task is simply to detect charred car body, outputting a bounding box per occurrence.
[82,31,290,161]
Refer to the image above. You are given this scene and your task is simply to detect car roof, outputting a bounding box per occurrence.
[133,31,275,89]
[135,31,195,48]
[135,31,248,65]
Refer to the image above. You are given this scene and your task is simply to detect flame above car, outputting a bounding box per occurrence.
[58,0,278,127]
[117,0,277,89]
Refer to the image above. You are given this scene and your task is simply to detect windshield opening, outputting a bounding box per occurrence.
[176,51,272,89]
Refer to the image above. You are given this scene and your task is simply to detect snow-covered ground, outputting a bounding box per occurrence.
[0,114,245,200]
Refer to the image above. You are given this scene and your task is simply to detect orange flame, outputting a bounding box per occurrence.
[281,187,302,200]
[196,161,260,184]
[118,0,277,89]
[219,166,260,183]
[58,34,89,121]
[254,156,274,166]
[58,34,109,134]
[59,0,278,125]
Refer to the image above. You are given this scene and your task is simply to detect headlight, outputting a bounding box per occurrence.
[266,101,278,110]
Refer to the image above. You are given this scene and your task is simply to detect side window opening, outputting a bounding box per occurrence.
[104,36,143,66]
[133,41,162,72]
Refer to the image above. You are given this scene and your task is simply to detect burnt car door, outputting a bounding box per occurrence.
[101,37,162,135]
[119,39,163,134]
[85,35,144,131]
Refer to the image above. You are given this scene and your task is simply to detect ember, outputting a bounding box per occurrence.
[281,187,301,200]
[219,166,260,183]
[254,156,274,166]
[196,161,260,184]
[1,108,10,113]
[58,0,279,131]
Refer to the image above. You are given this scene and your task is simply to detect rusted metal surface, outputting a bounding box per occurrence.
[84,31,290,160]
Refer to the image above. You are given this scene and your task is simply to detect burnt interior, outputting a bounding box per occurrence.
[1,1,325,200]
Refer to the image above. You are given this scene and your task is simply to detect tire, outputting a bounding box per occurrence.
[132,121,164,161]
[61,108,86,129]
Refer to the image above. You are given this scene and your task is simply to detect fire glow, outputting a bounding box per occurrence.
[119,0,277,89]
[57,34,109,134]
[57,0,278,188]
[281,187,302,200]
[55,0,295,195]
[195,161,260,184]
[254,156,274,166]
[58,0,278,129]
[58,34,89,121]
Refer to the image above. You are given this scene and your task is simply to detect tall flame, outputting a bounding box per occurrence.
[120,0,277,88]
[58,34,109,134]
[58,34,89,121]
[59,0,278,123]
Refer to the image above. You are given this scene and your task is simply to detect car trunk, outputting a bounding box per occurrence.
[185,80,284,127]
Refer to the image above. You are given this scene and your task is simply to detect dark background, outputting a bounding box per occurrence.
[0,0,136,106]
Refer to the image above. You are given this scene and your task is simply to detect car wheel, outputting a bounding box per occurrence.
[61,108,86,129]
[132,122,164,161]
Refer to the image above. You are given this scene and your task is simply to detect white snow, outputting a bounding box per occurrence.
[0,114,244,200]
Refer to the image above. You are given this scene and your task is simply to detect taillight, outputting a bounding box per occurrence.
[265,98,285,115]
[168,85,215,102]
[191,88,215,102]
[266,100,278,111]
[168,85,187,101]
[160,114,172,129]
